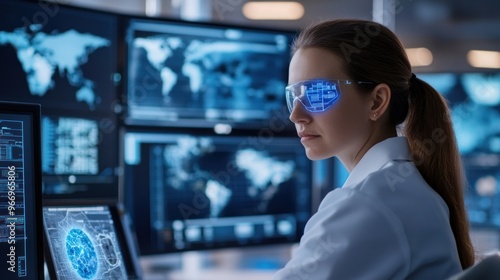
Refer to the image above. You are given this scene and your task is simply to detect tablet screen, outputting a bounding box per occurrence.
[43,206,129,280]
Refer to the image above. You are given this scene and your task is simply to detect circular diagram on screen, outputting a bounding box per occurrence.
[65,228,98,279]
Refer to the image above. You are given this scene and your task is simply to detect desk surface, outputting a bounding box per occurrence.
[139,245,292,280]
[143,269,276,280]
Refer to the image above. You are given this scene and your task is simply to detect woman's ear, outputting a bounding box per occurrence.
[369,83,391,121]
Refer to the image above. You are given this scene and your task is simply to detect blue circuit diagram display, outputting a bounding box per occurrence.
[0,119,28,277]
[43,206,128,280]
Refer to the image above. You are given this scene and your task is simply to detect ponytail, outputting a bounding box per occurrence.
[404,76,475,269]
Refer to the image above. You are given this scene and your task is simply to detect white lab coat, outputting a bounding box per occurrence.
[274,137,462,280]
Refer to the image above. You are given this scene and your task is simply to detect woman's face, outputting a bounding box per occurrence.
[288,47,373,161]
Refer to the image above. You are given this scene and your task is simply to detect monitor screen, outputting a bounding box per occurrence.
[0,1,120,200]
[419,72,500,228]
[125,18,295,128]
[41,114,118,200]
[0,102,43,279]
[0,0,119,114]
[122,130,312,254]
[43,204,141,280]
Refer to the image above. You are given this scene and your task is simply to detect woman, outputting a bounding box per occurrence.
[274,19,474,279]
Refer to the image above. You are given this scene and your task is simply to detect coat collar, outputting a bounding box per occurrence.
[342,137,412,189]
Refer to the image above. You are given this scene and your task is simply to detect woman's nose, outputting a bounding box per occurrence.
[289,100,311,124]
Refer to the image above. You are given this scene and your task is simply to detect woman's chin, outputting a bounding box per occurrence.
[304,149,330,161]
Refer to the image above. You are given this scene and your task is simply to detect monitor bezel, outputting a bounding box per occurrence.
[0,101,44,279]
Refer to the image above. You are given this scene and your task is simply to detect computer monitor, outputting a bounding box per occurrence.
[0,0,119,114]
[121,129,312,254]
[0,0,120,200]
[0,101,43,279]
[418,72,500,228]
[125,18,295,129]
[40,114,119,200]
[43,203,141,280]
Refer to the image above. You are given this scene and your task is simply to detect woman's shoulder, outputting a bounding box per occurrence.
[349,160,435,201]
[316,184,405,230]
[318,159,449,230]
[360,160,449,211]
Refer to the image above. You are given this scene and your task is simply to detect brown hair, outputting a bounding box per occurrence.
[292,19,474,269]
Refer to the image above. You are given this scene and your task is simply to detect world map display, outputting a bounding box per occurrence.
[161,136,296,219]
[132,37,283,105]
[126,21,290,124]
[123,131,312,253]
[0,25,110,110]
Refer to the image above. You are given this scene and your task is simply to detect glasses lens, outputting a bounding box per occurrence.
[285,86,297,113]
[286,80,340,113]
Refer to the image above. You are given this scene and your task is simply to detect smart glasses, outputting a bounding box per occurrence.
[286,79,374,113]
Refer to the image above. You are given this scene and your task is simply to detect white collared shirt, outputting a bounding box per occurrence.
[274,137,462,280]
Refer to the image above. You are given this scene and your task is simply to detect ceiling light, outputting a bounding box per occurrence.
[405,48,433,67]
[243,1,304,20]
[467,50,500,69]
[145,0,161,17]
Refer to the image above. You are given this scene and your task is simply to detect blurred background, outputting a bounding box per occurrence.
[60,0,500,72]
[1,1,500,279]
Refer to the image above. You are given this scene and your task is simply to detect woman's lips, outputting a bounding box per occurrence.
[298,133,320,143]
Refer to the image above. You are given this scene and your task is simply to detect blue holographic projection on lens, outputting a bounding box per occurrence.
[302,80,339,112]
[286,79,343,113]
[65,228,98,279]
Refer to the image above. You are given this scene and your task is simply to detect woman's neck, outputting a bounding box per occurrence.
[339,125,398,172]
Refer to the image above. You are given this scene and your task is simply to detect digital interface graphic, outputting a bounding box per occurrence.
[123,132,312,254]
[420,72,500,227]
[286,79,341,113]
[126,19,291,126]
[0,119,28,277]
[43,206,128,279]
[42,116,99,175]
